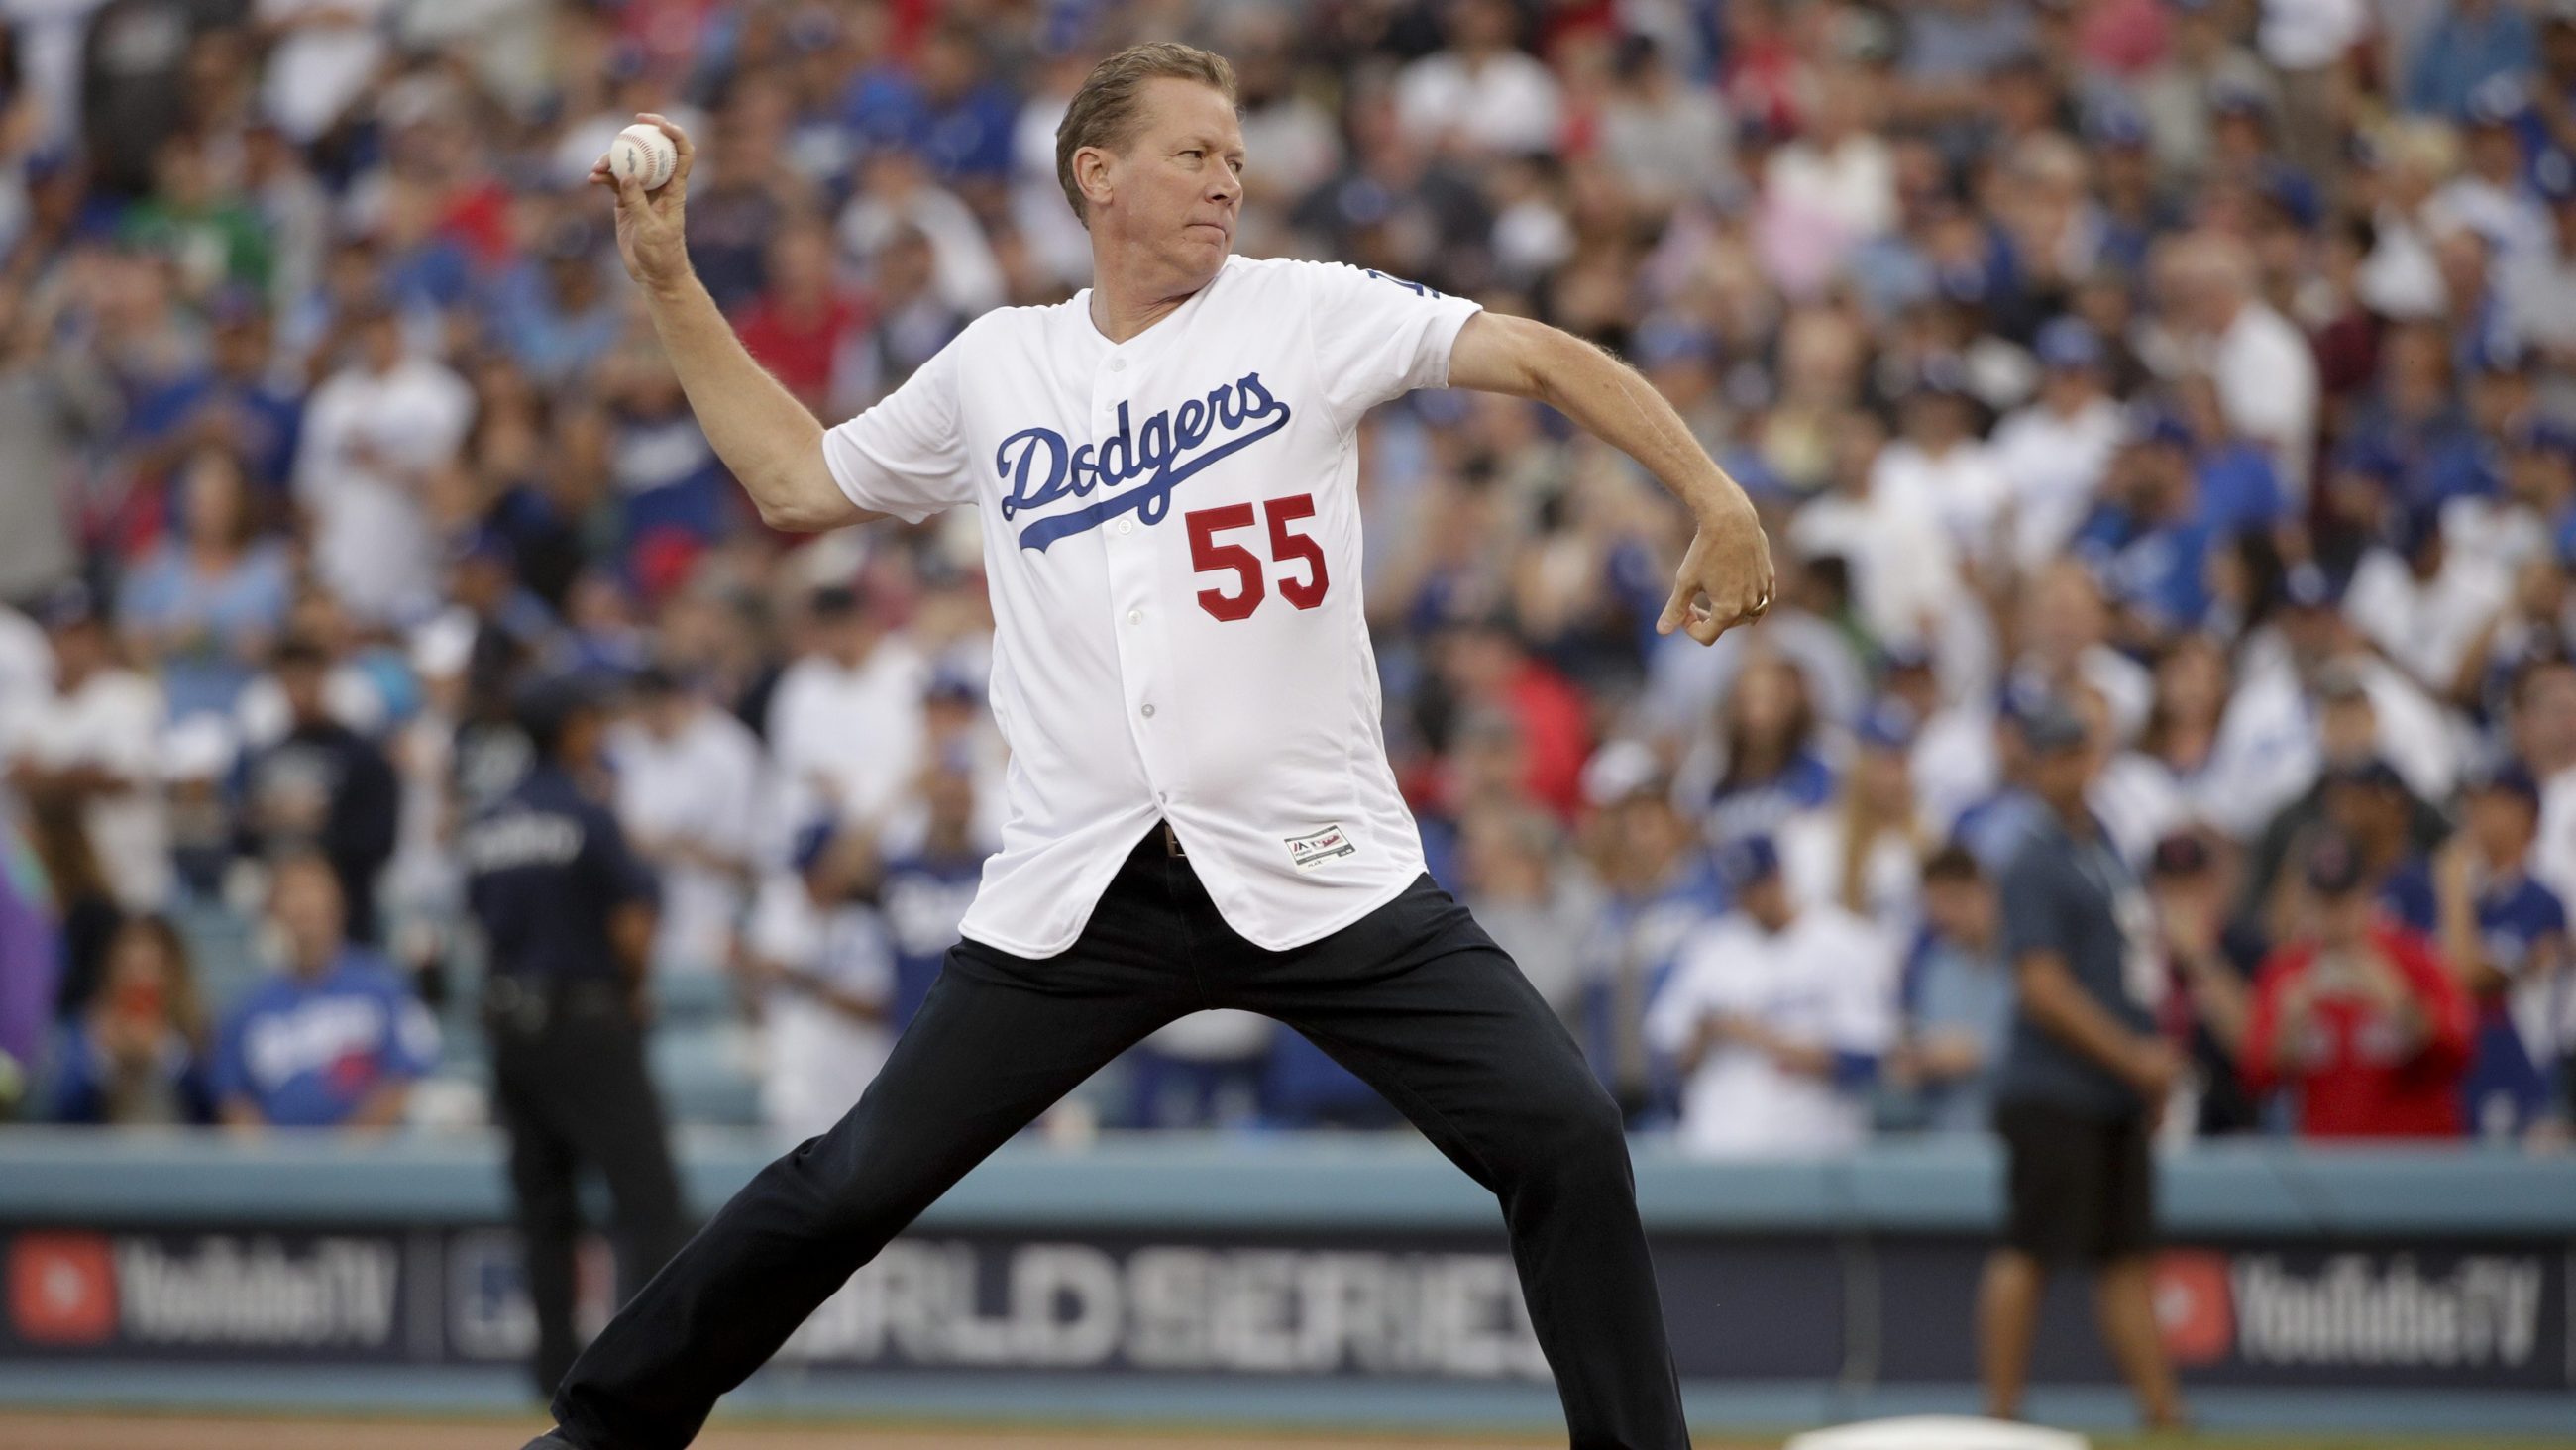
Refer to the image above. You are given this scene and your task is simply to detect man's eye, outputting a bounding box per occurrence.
[1180,150,1203,159]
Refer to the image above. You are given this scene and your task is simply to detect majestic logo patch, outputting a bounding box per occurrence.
[1285,823,1356,872]
[997,371,1292,551]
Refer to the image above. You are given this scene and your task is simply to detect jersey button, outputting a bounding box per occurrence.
[1127,609,1142,625]
[1140,703,1156,718]
[1117,519,1134,536]
[1109,358,1127,372]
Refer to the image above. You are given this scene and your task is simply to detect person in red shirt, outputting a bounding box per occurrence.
[2243,831,2474,1138]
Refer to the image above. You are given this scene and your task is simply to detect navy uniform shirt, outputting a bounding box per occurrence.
[461,764,659,984]
[1995,809,2161,1120]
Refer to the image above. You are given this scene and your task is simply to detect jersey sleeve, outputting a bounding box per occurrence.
[1299,261,1484,433]
[820,335,975,523]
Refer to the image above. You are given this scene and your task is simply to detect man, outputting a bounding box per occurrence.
[763,583,926,840]
[2244,831,2475,1137]
[1895,844,2012,1134]
[211,852,437,1132]
[466,677,686,1403]
[1978,698,2187,1431]
[2382,766,2563,1138]
[741,819,898,1140]
[239,636,400,945]
[7,585,170,911]
[1571,742,1727,1126]
[1645,834,1893,1158]
[291,301,474,625]
[608,665,762,977]
[531,42,1772,1450]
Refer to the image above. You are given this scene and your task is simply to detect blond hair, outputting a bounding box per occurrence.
[1055,42,1237,226]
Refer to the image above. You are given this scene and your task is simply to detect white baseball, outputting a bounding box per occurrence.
[606,123,679,192]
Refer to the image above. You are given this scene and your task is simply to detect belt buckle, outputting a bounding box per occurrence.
[1162,822,1186,858]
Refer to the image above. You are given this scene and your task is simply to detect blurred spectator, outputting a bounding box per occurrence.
[2406,0,2535,120]
[1455,801,1587,1012]
[1570,742,1723,1125]
[461,674,681,1399]
[1781,698,1929,934]
[1980,696,2185,1431]
[767,583,925,838]
[742,819,893,1140]
[875,752,986,1031]
[1890,844,2011,1135]
[2144,829,2262,1138]
[238,634,398,944]
[292,302,475,624]
[2244,830,2475,1137]
[45,914,212,1125]
[610,665,760,978]
[1687,651,1835,846]
[2386,766,2571,1140]
[116,446,293,720]
[0,276,113,603]
[1395,0,1561,158]
[22,791,120,1022]
[1647,834,1894,1158]
[212,852,438,1132]
[9,586,169,911]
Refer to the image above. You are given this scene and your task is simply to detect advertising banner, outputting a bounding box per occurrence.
[4,1222,2567,1394]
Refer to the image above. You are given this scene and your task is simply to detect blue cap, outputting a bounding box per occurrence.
[1635,316,1720,368]
[2128,404,2194,451]
[2470,760,2541,805]
[2334,440,2407,486]
[2537,149,2576,203]
[2033,316,2103,370]
[2087,102,2149,149]
[2505,417,2576,458]
[2390,502,2445,559]
[791,819,838,874]
[2208,77,2270,119]
[2017,695,2091,755]
[2282,561,2344,609]
[2466,74,2529,128]
[925,669,982,706]
[1717,834,1782,890]
[1856,697,1918,751]
[1910,354,1976,398]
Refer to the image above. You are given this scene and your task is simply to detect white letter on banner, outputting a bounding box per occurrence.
[1010,1245,1121,1366]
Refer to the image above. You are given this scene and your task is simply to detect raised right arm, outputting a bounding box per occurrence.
[592,115,878,533]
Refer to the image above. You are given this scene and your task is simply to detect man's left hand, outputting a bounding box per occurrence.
[1659,498,1775,646]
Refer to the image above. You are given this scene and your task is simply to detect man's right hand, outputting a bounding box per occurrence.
[2127,1038,2183,1103]
[590,113,697,297]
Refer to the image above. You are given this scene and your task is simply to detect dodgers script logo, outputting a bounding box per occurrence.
[996,371,1291,551]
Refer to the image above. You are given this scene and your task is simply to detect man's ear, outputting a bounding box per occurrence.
[1074,145,1115,217]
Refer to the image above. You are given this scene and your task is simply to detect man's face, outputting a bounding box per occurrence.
[1091,78,1243,287]
[271,863,344,966]
[2468,790,2536,863]
[1922,876,1992,945]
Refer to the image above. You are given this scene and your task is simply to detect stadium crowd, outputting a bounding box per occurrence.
[0,0,2570,1154]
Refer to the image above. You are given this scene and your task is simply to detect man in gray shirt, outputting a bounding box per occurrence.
[1979,697,2187,1431]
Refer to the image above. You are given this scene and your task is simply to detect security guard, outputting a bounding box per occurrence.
[462,674,685,1399]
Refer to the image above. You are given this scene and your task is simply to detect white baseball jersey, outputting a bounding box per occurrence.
[821,256,1483,957]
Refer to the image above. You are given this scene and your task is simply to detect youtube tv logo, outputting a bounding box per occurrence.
[8,1232,117,1346]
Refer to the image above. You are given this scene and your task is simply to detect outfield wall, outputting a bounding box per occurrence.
[1,1130,2569,1436]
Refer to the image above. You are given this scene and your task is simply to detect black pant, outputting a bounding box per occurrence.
[490,984,688,1399]
[550,828,1688,1450]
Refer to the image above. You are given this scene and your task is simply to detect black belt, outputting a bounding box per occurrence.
[482,975,629,1033]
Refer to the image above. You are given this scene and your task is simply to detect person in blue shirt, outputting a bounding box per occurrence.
[1894,845,2014,1134]
[2384,764,2570,1139]
[211,852,438,1131]
[462,674,684,1400]
[876,754,987,1031]
[1572,745,1728,1126]
[2407,0,2537,120]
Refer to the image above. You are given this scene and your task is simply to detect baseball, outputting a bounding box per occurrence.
[605,123,678,192]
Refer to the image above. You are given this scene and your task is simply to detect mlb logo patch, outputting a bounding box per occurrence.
[1285,823,1356,871]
